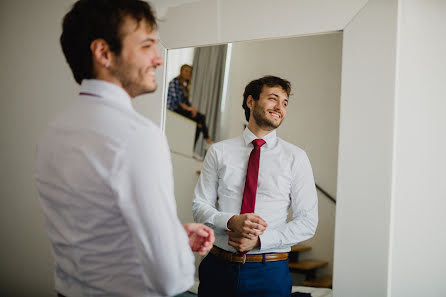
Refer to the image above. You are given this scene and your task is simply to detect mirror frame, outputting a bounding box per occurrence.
[155,1,399,295]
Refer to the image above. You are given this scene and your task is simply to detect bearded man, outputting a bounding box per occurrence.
[192,75,319,297]
[35,1,214,296]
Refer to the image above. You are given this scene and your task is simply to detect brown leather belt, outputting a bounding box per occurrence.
[210,246,288,264]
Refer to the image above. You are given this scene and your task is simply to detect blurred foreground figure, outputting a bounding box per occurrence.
[35,1,214,296]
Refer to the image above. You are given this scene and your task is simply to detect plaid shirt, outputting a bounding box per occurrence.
[167,77,191,111]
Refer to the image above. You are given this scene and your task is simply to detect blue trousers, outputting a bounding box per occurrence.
[198,252,292,297]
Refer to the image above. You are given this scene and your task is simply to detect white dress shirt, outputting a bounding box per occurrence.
[193,128,318,254]
[35,79,195,297]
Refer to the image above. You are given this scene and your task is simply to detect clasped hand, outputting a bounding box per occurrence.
[183,223,215,256]
[226,213,267,253]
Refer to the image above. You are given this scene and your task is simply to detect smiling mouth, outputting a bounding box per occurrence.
[269,111,281,119]
[146,70,157,80]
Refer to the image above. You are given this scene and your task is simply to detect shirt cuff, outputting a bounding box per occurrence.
[215,212,238,231]
[258,229,279,251]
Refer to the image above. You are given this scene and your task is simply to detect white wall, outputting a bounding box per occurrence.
[389,1,446,296]
[170,154,202,225]
[155,0,368,48]
[0,1,75,295]
[222,33,342,276]
[333,1,398,296]
[170,151,205,279]
[0,1,166,295]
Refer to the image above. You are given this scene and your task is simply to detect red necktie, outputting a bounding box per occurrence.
[240,139,266,214]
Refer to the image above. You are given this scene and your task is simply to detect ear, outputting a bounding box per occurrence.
[90,39,112,69]
[247,95,255,109]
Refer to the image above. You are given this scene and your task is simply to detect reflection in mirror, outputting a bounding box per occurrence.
[166,45,228,159]
[165,32,342,287]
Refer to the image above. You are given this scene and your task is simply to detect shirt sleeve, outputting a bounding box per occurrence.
[192,144,236,231]
[166,79,178,110]
[110,125,195,296]
[259,152,318,251]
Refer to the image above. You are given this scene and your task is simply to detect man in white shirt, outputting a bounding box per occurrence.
[34,1,214,296]
[193,76,318,297]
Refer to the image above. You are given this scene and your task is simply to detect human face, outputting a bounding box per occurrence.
[181,66,192,81]
[111,17,163,98]
[250,86,288,131]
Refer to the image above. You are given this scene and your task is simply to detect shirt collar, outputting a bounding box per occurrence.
[79,79,133,111]
[242,127,277,149]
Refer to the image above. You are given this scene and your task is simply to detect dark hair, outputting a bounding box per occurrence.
[60,0,157,84]
[242,75,291,121]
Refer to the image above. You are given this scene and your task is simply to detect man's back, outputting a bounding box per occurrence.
[35,80,195,297]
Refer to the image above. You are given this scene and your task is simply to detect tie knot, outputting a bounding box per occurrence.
[252,139,266,148]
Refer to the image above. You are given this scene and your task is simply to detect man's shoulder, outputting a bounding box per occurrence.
[276,137,306,157]
[90,98,161,139]
[123,113,164,145]
[210,135,243,151]
[50,99,162,147]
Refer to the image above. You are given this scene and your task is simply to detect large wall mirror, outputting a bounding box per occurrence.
[164,32,342,287]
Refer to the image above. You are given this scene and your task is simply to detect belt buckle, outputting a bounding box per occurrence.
[242,254,246,264]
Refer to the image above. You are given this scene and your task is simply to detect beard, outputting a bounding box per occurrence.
[252,102,283,130]
[111,57,156,97]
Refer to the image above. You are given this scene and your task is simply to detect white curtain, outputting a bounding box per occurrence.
[190,44,228,157]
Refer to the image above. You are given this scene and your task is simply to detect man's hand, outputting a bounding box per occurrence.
[227,213,267,239]
[225,230,260,253]
[183,223,215,256]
